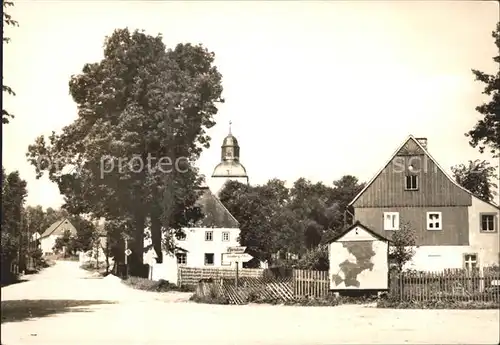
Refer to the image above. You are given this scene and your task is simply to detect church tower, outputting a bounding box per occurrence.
[210,122,249,195]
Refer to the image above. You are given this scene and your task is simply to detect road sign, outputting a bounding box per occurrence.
[222,253,253,263]
[227,246,246,254]
[124,249,132,256]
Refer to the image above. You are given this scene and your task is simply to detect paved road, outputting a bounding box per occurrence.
[2,261,499,345]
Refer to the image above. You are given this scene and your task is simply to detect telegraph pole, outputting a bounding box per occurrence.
[17,209,23,274]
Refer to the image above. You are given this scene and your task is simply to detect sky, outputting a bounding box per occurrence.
[3,0,500,209]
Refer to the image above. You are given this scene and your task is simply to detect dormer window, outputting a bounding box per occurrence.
[405,175,418,190]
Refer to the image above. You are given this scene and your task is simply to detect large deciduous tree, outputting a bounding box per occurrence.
[2,1,19,124]
[26,29,223,274]
[23,205,46,235]
[218,175,365,267]
[1,167,28,282]
[467,22,500,158]
[41,208,69,233]
[451,159,498,203]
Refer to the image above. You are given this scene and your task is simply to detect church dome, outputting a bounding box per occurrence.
[211,121,248,180]
[212,161,248,178]
[222,134,239,147]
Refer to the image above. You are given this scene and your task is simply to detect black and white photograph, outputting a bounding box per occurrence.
[1,0,499,344]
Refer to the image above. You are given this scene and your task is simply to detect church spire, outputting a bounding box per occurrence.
[229,120,232,135]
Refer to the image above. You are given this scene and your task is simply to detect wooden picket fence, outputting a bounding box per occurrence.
[293,269,330,298]
[389,267,500,302]
[178,266,264,286]
[220,276,295,304]
[191,268,330,304]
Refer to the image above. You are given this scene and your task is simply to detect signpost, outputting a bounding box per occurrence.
[124,238,131,277]
[227,246,246,254]
[222,250,253,288]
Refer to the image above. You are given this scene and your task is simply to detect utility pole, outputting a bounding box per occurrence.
[105,233,110,275]
[26,211,31,271]
[17,209,23,274]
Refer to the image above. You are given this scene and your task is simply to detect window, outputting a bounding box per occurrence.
[205,231,213,241]
[480,214,497,232]
[384,212,400,230]
[204,253,214,266]
[405,175,418,190]
[222,231,230,242]
[463,253,478,271]
[426,212,442,230]
[176,233,186,241]
[221,253,230,266]
[176,253,187,265]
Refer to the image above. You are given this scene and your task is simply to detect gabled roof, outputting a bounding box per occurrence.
[325,221,390,244]
[195,187,240,228]
[40,218,77,238]
[348,134,500,209]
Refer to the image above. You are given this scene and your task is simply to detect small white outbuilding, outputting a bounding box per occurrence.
[326,221,390,291]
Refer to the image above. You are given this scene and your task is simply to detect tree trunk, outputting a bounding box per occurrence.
[128,214,145,276]
[150,213,163,264]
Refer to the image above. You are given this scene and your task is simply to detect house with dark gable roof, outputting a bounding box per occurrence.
[144,186,242,282]
[348,135,499,272]
[39,218,77,256]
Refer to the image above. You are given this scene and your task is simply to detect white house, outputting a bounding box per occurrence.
[39,218,77,256]
[144,186,242,282]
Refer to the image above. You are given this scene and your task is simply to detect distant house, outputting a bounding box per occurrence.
[144,186,242,282]
[39,218,77,256]
[348,135,499,272]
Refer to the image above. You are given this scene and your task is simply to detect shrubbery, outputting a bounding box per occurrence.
[122,276,194,293]
[377,298,499,309]
[189,289,230,304]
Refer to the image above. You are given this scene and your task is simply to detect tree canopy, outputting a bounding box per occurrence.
[2,1,18,124]
[1,167,28,281]
[451,159,498,203]
[467,22,500,158]
[218,175,365,267]
[26,28,224,274]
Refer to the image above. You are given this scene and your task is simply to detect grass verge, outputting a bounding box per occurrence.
[377,298,500,309]
[122,276,194,293]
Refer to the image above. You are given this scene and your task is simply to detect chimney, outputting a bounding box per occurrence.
[416,137,427,149]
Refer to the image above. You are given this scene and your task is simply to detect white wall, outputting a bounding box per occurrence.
[404,246,472,271]
[468,196,499,267]
[40,235,58,255]
[144,227,241,268]
[178,227,241,267]
[405,198,499,271]
[150,254,178,283]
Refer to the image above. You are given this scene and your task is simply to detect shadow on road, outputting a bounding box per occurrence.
[1,299,116,324]
[0,279,28,288]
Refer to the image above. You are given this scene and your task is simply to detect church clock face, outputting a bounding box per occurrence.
[225,148,233,158]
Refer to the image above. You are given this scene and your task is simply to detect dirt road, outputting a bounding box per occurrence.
[2,261,499,344]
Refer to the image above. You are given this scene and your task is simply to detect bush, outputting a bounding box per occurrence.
[122,276,192,292]
[285,295,340,306]
[189,293,230,304]
[189,286,230,304]
[293,246,329,271]
[40,258,55,268]
[377,298,500,309]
